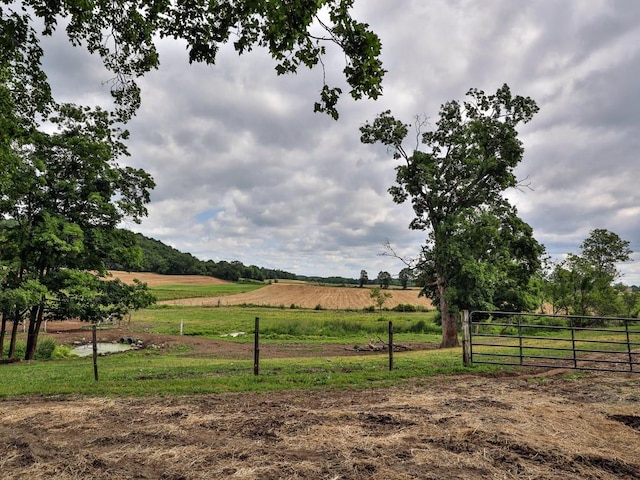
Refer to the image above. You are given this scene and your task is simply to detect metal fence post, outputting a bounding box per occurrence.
[570,318,578,369]
[625,319,633,372]
[517,314,523,366]
[92,324,98,382]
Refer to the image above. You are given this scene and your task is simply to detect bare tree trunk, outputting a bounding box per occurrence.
[8,310,20,359]
[25,300,45,360]
[438,280,459,348]
[0,311,6,359]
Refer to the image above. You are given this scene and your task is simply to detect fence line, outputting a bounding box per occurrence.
[463,310,640,373]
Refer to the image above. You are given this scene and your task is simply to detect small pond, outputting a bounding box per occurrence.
[71,343,135,357]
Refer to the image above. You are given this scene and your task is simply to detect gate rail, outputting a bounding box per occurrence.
[462,310,640,373]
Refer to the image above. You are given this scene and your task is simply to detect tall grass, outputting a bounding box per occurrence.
[132,306,442,343]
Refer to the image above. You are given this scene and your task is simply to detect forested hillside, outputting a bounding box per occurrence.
[106,232,298,282]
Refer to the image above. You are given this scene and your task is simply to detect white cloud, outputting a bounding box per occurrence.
[37,0,640,285]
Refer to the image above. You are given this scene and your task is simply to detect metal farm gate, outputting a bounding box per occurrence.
[462,310,640,373]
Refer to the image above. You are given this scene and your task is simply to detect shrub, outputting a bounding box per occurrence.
[35,338,57,360]
[314,304,323,311]
[409,319,427,333]
[392,303,417,312]
[52,345,75,359]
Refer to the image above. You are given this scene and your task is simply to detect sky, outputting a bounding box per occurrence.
[38,0,640,284]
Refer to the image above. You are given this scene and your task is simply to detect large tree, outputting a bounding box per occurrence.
[360,85,543,347]
[0,90,155,359]
[1,0,385,121]
[398,267,411,289]
[377,271,392,289]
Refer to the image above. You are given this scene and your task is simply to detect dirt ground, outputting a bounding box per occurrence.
[2,322,640,479]
[43,320,435,359]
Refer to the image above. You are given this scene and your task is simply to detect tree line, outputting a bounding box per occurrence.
[106,232,299,282]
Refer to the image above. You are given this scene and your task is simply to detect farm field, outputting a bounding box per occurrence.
[109,270,434,309]
[109,270,232,286]
[161,282,434,309]
[1,272,639,479]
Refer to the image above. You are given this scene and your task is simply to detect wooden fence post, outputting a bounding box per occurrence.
[92,324,99,381]
[254,317,260,376]
[462,310,471,367]
[388,321,393,371]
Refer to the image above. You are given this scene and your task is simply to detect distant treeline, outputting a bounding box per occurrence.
[106,232,358,284]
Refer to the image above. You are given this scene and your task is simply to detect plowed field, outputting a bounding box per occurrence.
[109,271,433,310]
[161,283,433,309]
[109,271,230,286]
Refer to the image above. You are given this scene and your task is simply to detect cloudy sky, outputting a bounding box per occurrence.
[40,0,640,283]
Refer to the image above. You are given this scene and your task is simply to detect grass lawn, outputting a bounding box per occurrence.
[0,345,502,397]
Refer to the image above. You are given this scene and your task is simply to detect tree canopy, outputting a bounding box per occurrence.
[544,229,634,318]
[0,85,155,359]
[2,0,385,121]
[361,84,543,347]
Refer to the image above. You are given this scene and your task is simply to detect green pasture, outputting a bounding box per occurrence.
[0,303,488,397]
[4,286,634,398]
[0,344,503,397]
[132,305,443,343]
[149,283,264,301]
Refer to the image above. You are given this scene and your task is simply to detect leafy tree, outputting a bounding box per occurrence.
[0,96,155,360]
[377,271,392,289]
[545,229,632,318]
[618,287,640,318]
[2,0,385,121]
[361,85,543,347]
[47,274,155,325]
[359,270,368,288]
[398,268,412,289]
[544,263,573,315]
[370,286,391,313]
[580,229,631,279]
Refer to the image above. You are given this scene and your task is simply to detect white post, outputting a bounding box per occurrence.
[180,319,184,336]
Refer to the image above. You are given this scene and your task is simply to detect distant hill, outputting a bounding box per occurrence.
[106,231,357,284]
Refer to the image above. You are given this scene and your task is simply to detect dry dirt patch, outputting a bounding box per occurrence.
[1,373,639,479]
[45,320,435,359]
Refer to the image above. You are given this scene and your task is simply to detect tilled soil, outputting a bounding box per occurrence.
[1,373,639,479]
